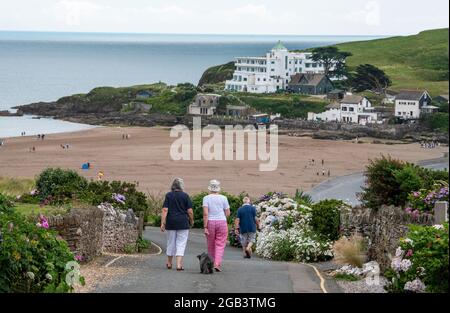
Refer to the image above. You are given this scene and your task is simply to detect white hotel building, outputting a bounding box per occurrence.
[225,41,329,93]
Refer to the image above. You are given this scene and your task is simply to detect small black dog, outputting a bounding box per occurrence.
[197,252,214,274]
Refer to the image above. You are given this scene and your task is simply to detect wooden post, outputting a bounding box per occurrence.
[434,201,449,225]
[138,212,144,238]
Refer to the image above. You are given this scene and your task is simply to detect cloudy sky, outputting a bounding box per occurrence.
[0,0,448,35]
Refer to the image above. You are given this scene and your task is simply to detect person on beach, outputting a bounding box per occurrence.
[234,197,259,259]
[203,180,230,272]
[160,178,194,271]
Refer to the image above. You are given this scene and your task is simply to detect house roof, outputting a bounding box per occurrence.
[326,101,341,109]
[272,41,287,51]
[289,73,329,87]
[385,89,399,96]
[396,90,428,101]
[340,94,365,104]
[437,95,449,101]
[328,89,344,94]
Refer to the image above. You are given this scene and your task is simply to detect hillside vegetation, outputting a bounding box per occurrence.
[335,28,449,96]
[199,28,449,96]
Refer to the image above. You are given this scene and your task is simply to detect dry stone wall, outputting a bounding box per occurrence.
[48,204,141,261]
[340,205,435,270]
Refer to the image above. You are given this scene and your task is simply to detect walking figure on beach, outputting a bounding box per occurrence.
[160,178,194,271]
[203,180,230,272]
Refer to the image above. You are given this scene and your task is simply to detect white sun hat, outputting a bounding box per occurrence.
[208,179,221,192]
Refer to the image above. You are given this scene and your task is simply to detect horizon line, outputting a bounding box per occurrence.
[0,29,398,37]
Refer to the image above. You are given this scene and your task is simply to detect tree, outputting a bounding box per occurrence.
[351,64,392,94]
[311,47,352,77]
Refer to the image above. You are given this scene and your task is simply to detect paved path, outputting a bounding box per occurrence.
[93,227,338,293]
[308,156,449,206]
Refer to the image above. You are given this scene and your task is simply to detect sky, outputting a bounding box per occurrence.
[0,0,448,36]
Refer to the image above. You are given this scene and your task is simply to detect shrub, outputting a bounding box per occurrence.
[333,233,367,268]
[311,199,344,241]
[79,180,148,213]
[407,182,449,213]
[255,193,333,262]
[0,193,14,214]
[294,189,313,206]
[385,223,449,293]
[360,156,447,209]
[0,196,82,293]
[136,238,151,253]
[36,168,88,204]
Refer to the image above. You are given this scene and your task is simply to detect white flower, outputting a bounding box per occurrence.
[404,278,426,293]
[26,272,35,280]
[45,273,53,281]
[395,247,404,258]
[433,224,444,230]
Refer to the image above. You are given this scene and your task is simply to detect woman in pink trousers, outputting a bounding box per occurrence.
[202,179,230,272]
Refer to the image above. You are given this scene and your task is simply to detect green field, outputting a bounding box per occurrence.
[334,28,449,96]
[232,93,328,118]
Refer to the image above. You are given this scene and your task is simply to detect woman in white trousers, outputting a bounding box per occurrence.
[160,178,194,271]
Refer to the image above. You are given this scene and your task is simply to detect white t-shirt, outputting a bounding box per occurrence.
[203,194,230,221]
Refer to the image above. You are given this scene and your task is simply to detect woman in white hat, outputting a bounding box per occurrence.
[202,179,230,272]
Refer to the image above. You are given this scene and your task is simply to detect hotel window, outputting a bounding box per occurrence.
[342,107,347,111]
[263,78,266,81]
[312,63,317,68]
[271,69,275,72]
[349,107,354,112]
[243,78,247,81]
[306,63,311,68]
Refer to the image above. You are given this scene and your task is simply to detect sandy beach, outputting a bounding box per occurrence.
[0,126,447,197]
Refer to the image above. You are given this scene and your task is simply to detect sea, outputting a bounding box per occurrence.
[0,31,383,138]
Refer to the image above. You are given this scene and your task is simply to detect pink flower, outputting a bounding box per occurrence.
[405,249,413,258]
[405,207,413,214]
[75,255,83,262]
[413,192,420,198]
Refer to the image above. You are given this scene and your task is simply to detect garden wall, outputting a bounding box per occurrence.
[48,207,104,261]
[48,205,141,261]
[340,205,436,270]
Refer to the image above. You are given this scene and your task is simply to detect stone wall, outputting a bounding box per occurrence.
[100,204,139,253]
[48,207,104,262]
[340,205,435,270]
[48,204,141,261]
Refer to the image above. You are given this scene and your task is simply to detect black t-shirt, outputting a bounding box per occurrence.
[163,191,193,230]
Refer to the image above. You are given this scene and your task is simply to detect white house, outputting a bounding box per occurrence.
[225,41,333,94]
[395,90,432,120]
[307,102,341,122]
[188,94,221,116]
[340,94,378,125]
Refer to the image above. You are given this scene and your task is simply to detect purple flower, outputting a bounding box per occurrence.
[112,193,126,204]
[411,210,420,218]
[405,207,413,214]
[75,255,83,262]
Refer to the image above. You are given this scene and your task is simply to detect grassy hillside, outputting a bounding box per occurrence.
[199,29,449,96]
[198,61,235,86]
[335,28,449,96]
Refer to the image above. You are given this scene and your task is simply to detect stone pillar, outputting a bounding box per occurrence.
[434,201,449,225]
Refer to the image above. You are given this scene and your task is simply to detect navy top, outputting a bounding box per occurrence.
[236,204,257,234]
[163,191,193,230]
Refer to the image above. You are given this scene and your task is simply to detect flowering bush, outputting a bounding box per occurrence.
[0,195,83,293]
[385,223,449,293]
[255,193,333,262]
[406,182,449,214]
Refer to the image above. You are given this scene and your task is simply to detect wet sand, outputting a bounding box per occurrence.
[0,126,447,197]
